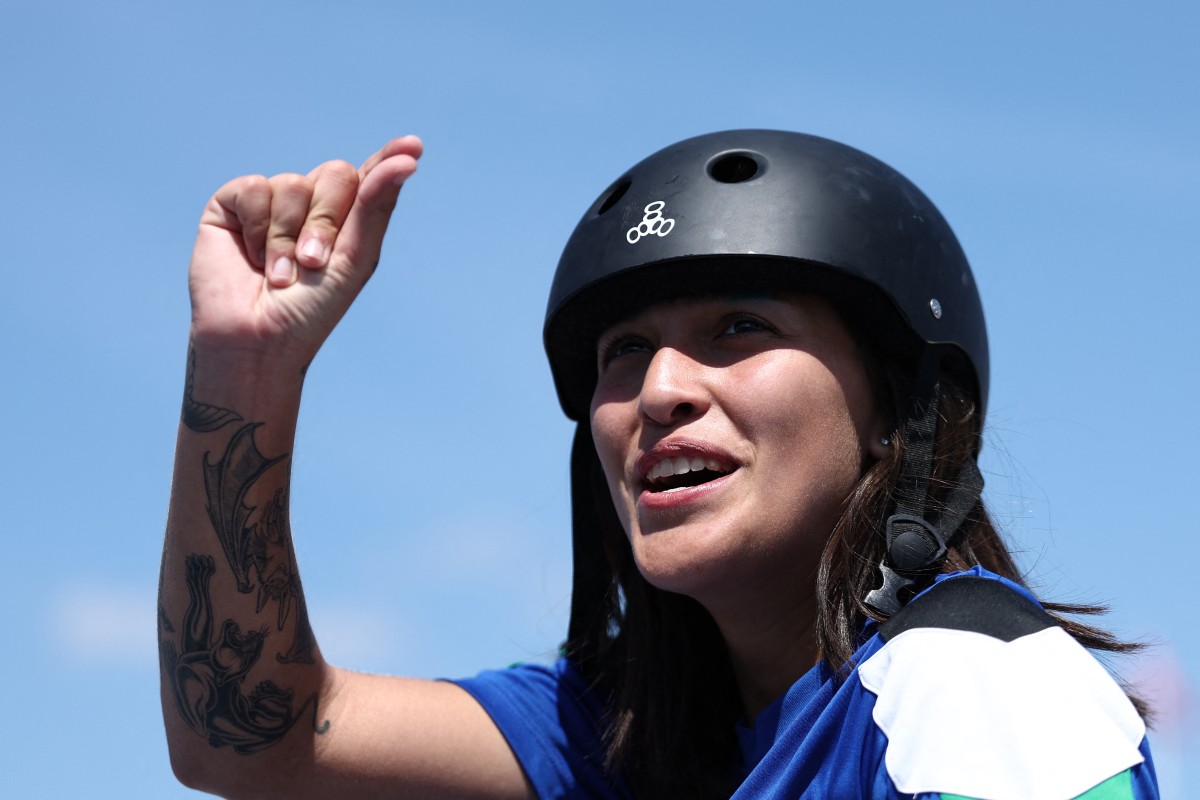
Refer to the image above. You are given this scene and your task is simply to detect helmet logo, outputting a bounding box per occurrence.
[626,201,675,244]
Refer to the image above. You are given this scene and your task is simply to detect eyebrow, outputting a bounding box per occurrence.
[721,291,775,302]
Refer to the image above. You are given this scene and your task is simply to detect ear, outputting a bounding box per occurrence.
[867,427,893,461]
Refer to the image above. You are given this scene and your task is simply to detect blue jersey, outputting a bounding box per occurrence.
[453,569,1159,799]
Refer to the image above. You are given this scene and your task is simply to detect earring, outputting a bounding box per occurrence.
[879,437,891,447]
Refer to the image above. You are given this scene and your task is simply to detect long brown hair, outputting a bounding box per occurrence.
[570,359,1144,799]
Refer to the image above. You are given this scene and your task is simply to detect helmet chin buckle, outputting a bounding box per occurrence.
[864,563,920,618]
[864,514,948,618]
[884,514,948,572]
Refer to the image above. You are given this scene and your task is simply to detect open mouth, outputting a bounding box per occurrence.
[644,456,735,493]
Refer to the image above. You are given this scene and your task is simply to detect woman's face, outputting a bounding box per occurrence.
[589,293,888,606]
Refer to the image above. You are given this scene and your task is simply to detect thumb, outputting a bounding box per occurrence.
[330,137,422,282]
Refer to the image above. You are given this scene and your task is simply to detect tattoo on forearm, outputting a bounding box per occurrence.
[159,555,328,754]
[278,592,317,665]
[161,352,327,753]
[183,347,243,432]
[251,488,316,664]
[203,423,286,593]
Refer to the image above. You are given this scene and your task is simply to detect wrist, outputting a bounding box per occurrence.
[184,337,308,420]
[188,332,310,383]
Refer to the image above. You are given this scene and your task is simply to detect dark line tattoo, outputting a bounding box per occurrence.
[278,591,317,666]
[248,487,316,663]
[166,350,326,752]
[251,488,294,627]
[183,347,244,432]
[159,555,328,755]
[203,423,286,593]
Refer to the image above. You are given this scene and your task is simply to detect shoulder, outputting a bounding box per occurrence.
[879,569,1053,643]
[450,659,627,799]
[857,571,1153,800]
[451,658,608,754]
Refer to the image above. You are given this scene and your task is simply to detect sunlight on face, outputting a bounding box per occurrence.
[589,294,885,609]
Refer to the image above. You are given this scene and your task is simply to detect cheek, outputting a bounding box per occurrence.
[588,404,620,477]
[824,346,884,455]
[589,405,635,525]
[759,368,868,488]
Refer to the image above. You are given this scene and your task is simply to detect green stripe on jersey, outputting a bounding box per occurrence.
[940,768,1134,800]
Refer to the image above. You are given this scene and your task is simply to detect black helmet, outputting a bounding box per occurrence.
[545,130,988,632]
[545,129,987,424]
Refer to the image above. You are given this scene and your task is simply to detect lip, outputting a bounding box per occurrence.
[638,470,738,511]
[635,437,740,512]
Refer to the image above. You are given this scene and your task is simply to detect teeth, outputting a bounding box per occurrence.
[647,455,732,482]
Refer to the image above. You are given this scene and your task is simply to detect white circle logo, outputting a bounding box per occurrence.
[626,201,675,244]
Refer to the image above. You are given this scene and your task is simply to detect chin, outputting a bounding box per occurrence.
[628,513,829,609]
[630,528,754,600]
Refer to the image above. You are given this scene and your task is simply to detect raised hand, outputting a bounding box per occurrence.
[188,136,423,366]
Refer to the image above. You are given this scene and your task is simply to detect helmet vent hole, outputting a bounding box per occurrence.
[708,153,761,184]
[596,178,632,216]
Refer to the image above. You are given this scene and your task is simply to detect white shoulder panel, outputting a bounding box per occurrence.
[857,626,1145,800]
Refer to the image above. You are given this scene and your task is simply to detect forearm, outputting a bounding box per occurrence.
[151,139,531,799]
[158,341,327,792]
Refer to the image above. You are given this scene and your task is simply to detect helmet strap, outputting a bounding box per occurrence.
[864,349,984,617]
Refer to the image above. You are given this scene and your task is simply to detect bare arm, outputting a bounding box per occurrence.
[158,138,533,799]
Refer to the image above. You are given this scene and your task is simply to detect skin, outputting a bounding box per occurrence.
[160,137,536,799]
[589,294,890,716]
[163,139,885,795]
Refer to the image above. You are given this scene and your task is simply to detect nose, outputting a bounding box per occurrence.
[636,347,709,427]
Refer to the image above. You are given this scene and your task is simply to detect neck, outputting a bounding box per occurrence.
[706,589,819,721]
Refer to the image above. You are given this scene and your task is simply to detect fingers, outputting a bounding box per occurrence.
[295,160,359,271]
[202,137,422,289]
[260,164,360,288]
[203,175,271,269]
[263,173,314,287]
[357,135,424,179]
[330,137,422,276]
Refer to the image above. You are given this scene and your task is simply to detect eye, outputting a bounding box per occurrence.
[598,334,652,368]
[720,313,775,336]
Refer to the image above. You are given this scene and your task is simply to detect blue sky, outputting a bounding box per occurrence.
[2,1,1196,796]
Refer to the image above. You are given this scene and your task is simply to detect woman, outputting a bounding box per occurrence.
[160,131,1158,798]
